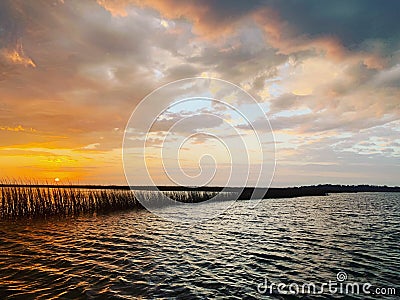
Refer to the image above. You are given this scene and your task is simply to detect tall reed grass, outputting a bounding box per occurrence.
[0,185,228,220]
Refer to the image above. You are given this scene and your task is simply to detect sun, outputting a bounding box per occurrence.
[54,177,60,182]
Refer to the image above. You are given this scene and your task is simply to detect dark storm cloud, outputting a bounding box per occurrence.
[0,0,23,47]
[190,0,264,20]
[202,0,400,50]
[266,0,400,51]
[132,0,400,52]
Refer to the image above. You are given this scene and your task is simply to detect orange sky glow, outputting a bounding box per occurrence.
[0,0,399,186]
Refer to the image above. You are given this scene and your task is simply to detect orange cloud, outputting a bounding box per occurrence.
[0,125,36,132]
[97,0,241,39]
[96,1,385,69]
[96,0,132,17]
[3,49,36,67]
[1,41,36,68]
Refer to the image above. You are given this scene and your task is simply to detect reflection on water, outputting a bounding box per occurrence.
[0,193,399,299]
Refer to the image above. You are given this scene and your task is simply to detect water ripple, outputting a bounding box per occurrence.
[0,192,399,299]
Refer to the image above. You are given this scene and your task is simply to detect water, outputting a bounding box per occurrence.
[0,193,399,299]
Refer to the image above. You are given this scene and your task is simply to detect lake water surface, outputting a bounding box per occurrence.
[0,193,399,299]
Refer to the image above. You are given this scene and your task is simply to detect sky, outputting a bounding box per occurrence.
[0,0,399,187]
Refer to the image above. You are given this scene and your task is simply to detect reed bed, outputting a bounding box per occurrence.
[0,185,231,220]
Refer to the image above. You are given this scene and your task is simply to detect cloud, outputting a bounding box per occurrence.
[272,128,400,186]
[0,1,37,80]
[96,1,396,69]
[81,143,101,150]
[265,0,400,53]
[165,64,201,80]
[1,45,36,68]
[0,0,202,149]
[372,64,400,88]
[97,1,400,53]
[101,0,264,39]
[150,113,224,133]
[0,0,399,184]
[0,125,36,132]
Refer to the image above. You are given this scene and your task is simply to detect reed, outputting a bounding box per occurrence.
[0,184,231,220]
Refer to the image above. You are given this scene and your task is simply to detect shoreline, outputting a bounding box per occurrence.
[1,184,399,199]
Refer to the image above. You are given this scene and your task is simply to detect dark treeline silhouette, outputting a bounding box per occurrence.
[153,184,400,199]
[236,184,400,199]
